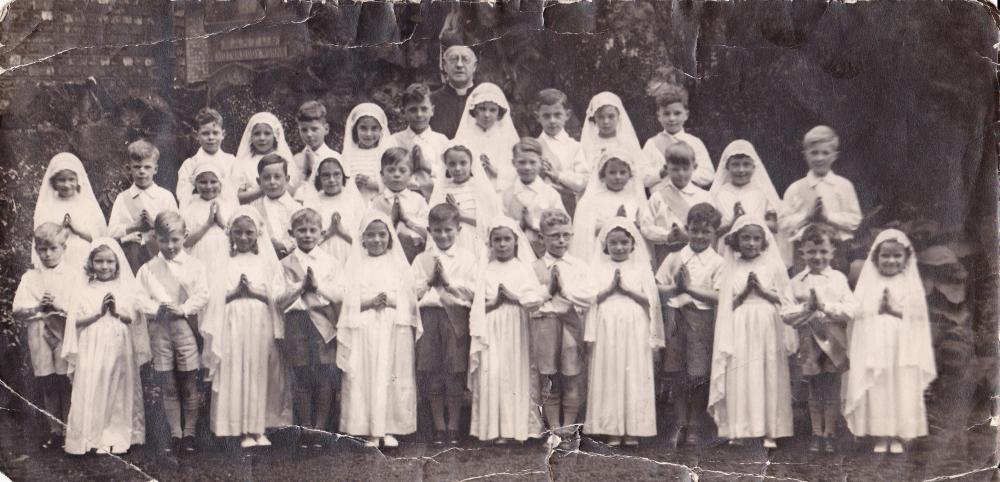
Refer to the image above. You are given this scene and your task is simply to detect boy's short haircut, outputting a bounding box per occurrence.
[428,203,461,227]
[664,141,695,168]
[512,137,544,158]
[803,125,839,151]
[800,223,835,246]
[195,108,224,128]
[34,222,69,247]
[401,83,432,107]
[534,88,571,111]
[290,207,322,228]
[686,202,722,230]
[313,157,349,191]
[296,100,327,124]
[128,139,159,164]
[655,84,689,110]
[154,211,186,237]
[539,209,571,233]
[380,147,411,170]
[257,153,288,175]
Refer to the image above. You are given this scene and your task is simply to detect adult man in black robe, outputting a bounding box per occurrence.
[430,45,477,139]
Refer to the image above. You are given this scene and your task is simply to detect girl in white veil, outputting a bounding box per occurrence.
[469,215,546,443]
[181,161,239,281]
[584,217,664,446]
[231,112,295,204]
[202,205,291,448]
[452,82,521,193]
[62,238,150,455]
[337,211,421,448]
[295,156,366,267]
[709,140,783,234]
[843,229,935,454]
[572,92,645,182]
[708,215,795,448]
[569,148,663,262]
[33,152,108,271]
[428,143,499,258]
[341,103,398,202]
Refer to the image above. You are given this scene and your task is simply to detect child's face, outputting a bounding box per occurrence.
[35,240,65,269]
[513,152,541,183]
[251,123,276,154]
[362,220,390,256]
[605,229,633,262]
[195,171,221,201]
[736,224,766,259]
[429,219,459,250]
[257,163,289,199]
[381,160,412,193]
[666,161,693,189]
[90,249,118,281]
[129,157,158,189]
[489,226,517,262]
[804,141,837,176]
[317,161,344,196]
[542,223,572,258]
[51,169,79,199]
[403,99,434,132]
[535,103,568,137]
[876,240,907,277]
[297,120,329,150]
[657,102,688,135]
[473,102,500,131]
[686,221,715,253]
[445,150,472,184]
[594,105,619,138]
[726,154,755,187]
[197,122,225,154]
[601,158,632,192]
[229,217,258,254]
[290,220,322,253]
[355,116,382,149]
[801,237,834,274]
[157,230,186,260]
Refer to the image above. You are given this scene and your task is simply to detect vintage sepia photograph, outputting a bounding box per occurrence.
[0,0,997,480]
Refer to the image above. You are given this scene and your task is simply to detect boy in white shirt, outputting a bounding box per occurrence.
[642,85,715,189]
[370,147,430,262]
[534,88,587,215]
[252,154,302,258]
[136,212,210,454]
[655,202,723,448]
[393,83,451,199]
[176,108,236,208]
[780,126,862,273]
[108,140,179,273]
[501,138,567,258]
[648,141,714,266]
[293,101,340,195]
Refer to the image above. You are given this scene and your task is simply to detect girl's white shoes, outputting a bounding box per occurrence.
[364,437,380,448]
[383,435,399,448]
[873,438,904,454]
[889,440,904,454]
[763,438,777,449]
[607,436,622,447]
[240,435,257,448]
[255,434,272,447]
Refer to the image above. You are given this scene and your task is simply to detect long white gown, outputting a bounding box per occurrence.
[63,280,147,454]
[338,254,418,437]
[210,252,286,436]
[181,196,236,280]
[469,258,545,441]
[585,261,659,437]
[303,192,363,266]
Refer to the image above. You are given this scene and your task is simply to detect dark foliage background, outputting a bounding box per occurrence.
[0,0,996,450]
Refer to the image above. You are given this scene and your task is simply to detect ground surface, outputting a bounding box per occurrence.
[1,409,997,481]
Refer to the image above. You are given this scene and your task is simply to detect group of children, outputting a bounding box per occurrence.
[15,77,936,458]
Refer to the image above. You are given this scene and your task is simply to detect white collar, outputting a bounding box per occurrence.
[663,128,685,137]
[543,130,571,142]
[806,170,835,187]
[517,177,543,191]
[159,251,190,265]
[128,183,158,197]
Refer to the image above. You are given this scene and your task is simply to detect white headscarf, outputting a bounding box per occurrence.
[709,215,794,411]
[583,216,664,348]
[453,82,520,191]
[33,152,108,270]
[294,155,365,207]
[570,148,649,260]
[232,112,295,191]
[336,211,421,373]
[61,237,152,374]
[709,139,782,210]
[428,142,499,251]
[578,91,643,172]
[184,160,239,211]
[843,229,936,416]
[341,103,398,180]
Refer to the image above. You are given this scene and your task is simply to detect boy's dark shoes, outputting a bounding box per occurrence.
[824,437,836,453]
[180,436,196,453]
[40,434,63,450]
[665,425,684,450]
[446,430,460,445]
[684,429,702,448]
[808,437,822,453]
[432,430,446,445]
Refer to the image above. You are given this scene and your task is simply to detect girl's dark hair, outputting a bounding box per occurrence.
[489,226,518,257]
[313,157,348,192]
[598,157,631,179]
[724,224,769,253]
[85,244,120,281]
[364,220,394,250]
[724,153,753,169]
[468,101,508,121]
[351,115,382,145]
[229,215,259,256]
[602,226,636,254]
[869,237,912,264]
[442,145,474,179]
